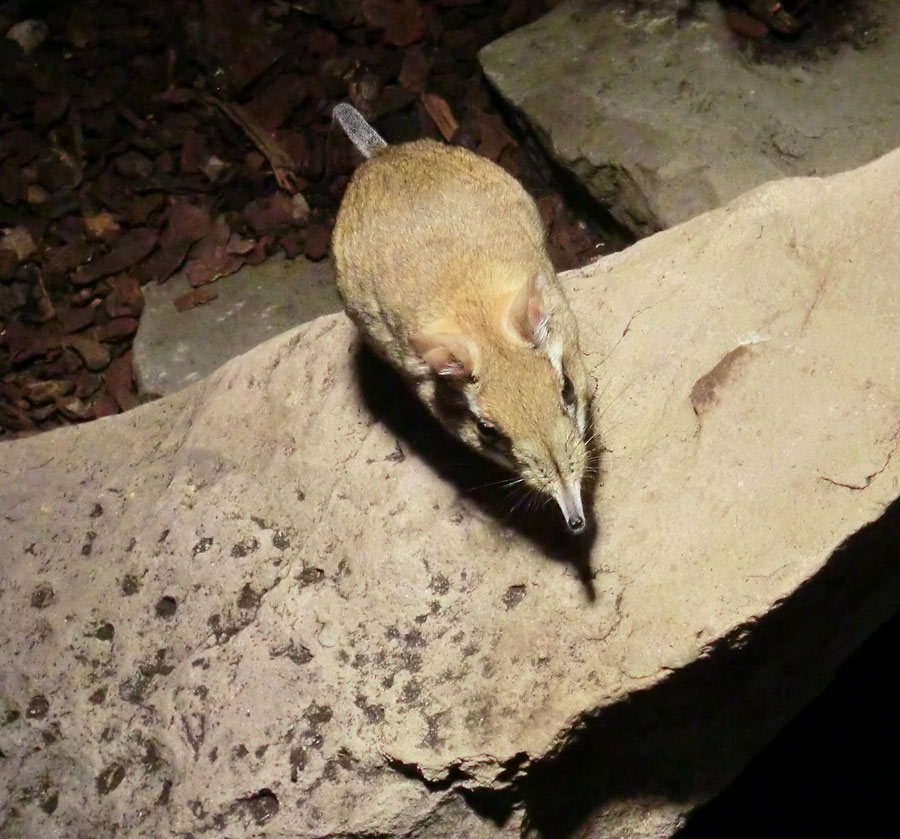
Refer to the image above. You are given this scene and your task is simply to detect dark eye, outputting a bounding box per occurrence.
[475,417,502,443]
[562,373,576,408]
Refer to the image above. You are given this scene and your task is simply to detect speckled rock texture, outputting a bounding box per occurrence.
[480,0,900,238]
[2,148,900,838]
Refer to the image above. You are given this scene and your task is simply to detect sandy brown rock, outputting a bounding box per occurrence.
[1,149,899,837]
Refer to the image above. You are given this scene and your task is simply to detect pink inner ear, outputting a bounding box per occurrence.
[507,274,549,346]
[410,332,477,378]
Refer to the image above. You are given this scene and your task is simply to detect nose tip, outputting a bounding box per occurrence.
[556,481,586,535]
[567,514,586,533]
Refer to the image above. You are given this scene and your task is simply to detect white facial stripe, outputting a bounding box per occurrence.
[533,314,550,347]
[464,388,480,418]
[577,403,587,435]
[547,337,564,379]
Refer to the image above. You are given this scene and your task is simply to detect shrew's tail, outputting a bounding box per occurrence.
[333,103,387,159]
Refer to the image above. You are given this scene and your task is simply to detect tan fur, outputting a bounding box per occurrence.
[333,138,592,531]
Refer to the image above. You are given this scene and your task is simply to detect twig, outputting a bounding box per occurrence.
[205,95,299,193]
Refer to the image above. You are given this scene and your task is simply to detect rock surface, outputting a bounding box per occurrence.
[480,0,900,237]
[2,148,900,838]
[133,254,342,397]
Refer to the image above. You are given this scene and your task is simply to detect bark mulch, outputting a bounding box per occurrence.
[0,0,617,440]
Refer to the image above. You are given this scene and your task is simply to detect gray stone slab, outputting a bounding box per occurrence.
[133,253,341,397]
[481,0,900,237]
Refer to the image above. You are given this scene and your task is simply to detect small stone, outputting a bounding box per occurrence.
[96,764,125,796]
[6,19,48,55]
[83,211,120,241]
[26,694,49,718]
[30,583,55,609]
[155,596,177,618]
[0,226,36,261]
[199,155,227,181]
[56,395,93,420]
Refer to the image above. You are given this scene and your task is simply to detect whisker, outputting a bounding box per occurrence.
[469,475,527,491]
[594,372,634,408]
[596,416,628,437]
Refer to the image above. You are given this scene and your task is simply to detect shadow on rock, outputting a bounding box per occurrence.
[497,495,900,837]
[353,344,599,600]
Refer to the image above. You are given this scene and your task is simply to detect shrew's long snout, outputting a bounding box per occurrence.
[555,480,586,533]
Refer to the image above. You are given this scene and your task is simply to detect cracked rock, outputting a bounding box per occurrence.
[1,148,900,837]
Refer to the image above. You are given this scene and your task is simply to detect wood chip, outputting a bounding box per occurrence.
[104,275,143,318]
[183,217,244,287]
[95,317,139,343]
[90,394,119,419]
[65,334,110,371]
[420,93,458,142]
[106,354,138,411]
[72,227,158,286]
[23,379,75,405]
[474,110,513,162]
[398,45,432,93]
[206,96,298,193]
[174,287,218,312]
[726,8,770,38]
[303,225,330,261]
[361,0,426,47]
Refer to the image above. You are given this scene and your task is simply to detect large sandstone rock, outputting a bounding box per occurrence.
[480,0,900,238]
[1,148,899,838]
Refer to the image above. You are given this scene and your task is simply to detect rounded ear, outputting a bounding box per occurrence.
[505,273,550,346]
[410,332,479,378]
